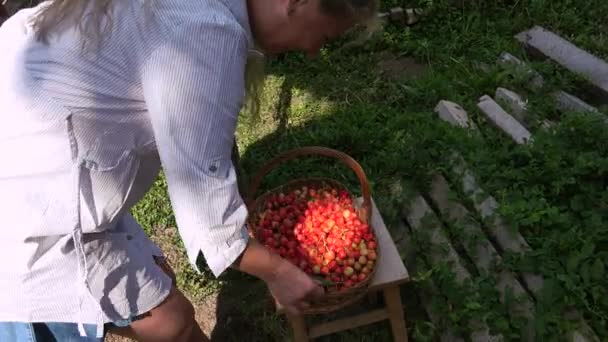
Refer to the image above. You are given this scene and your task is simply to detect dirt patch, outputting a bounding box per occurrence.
[377,54,428,81]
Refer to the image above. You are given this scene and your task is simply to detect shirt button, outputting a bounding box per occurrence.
[126,235,133,240]
[209,165,218,172]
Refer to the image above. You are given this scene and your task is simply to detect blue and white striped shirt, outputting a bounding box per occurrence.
[0,0,254,336]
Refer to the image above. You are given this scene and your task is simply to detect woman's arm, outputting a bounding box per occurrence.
[233,239,325,314]
[140,14,323,314]
[141,16,251,278]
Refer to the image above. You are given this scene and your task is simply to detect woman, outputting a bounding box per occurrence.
[0,0,377,341]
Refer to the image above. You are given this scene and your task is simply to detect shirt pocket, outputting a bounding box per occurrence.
[79,150,141,230]
[70,116,144,231]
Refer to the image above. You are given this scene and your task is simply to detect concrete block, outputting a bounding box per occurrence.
[448,153,544,293]
[553,90,608,125]
[516,26,608,104]
[496,52,601,116]
[495,87,528,125]
[427,175,536,341]
[553,90,598,113]
[434,100,471,128]
[477,95,532,144]
[403,195,503,342]
[497,52,544,89]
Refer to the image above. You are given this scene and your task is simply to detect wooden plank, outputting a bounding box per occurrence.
[515,26,608,104]
[308,308,389,338]
[384,286,409,342]
[287,313,310,342]
[355,197,409,290]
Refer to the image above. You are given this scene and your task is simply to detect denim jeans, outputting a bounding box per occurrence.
[0,322,105,341]
[0,316,141,342]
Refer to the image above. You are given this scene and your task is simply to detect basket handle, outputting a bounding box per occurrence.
[246,146,372,224]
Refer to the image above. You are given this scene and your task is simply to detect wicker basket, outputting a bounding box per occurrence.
[245,146,379,315]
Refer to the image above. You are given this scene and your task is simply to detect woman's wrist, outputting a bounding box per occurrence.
[232,238,283,282]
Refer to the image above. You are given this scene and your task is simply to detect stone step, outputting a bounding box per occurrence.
[494,87,529,126]
[397,222,467,342]
[497,52,545,89]
[433,100,600,342]
[496,52,602,116]
[402,194,503,342]
[554,90,600,114]
[433,100,544,292]
[515,26,608,104]
[427,174,536,341]
[554,91,608,124]
[447,154,544,293]
[494,87,556,130]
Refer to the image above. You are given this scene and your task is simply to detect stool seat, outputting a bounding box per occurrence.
[283,197,410,342]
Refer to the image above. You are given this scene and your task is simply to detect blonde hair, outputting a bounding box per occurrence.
[30,0,379,121]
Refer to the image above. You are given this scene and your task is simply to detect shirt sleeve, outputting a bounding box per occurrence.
[140,17,250,278]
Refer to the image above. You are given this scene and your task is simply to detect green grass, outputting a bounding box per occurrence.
[131,0,608,340]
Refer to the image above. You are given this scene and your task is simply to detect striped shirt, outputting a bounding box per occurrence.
[0,0,254,337]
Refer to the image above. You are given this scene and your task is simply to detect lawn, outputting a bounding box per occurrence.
[131,0,608,340]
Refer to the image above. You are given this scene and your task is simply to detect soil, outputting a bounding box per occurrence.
[104,225,271,342]
[377,53,428,81]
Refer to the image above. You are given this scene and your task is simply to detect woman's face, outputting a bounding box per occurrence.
[250,0,356,57]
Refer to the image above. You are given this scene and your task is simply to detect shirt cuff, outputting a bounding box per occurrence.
[188,222,250,278]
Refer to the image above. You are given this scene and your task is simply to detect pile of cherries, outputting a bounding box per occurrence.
[253,185,377,291]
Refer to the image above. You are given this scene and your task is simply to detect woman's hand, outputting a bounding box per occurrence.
[232,238,325,315]
[265,256,325,315]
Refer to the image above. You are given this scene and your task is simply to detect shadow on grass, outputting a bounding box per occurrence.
[203,49,448,341]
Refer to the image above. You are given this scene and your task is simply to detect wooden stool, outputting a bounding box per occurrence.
[284,197,410,341]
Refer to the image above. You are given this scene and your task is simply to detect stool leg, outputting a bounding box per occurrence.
[367,291,379,305]
[287,313,309,342]
[383,286,408,342]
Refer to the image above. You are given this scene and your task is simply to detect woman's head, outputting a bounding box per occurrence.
[247,0,378,57]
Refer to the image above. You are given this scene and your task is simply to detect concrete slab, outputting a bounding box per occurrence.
[515,26,608,104]
[477,95,532,144]
[495,87,529,125]
[403,195,503,342]
[553,90,599,114]
[434,100,472,128]
[497,52,545,89]
[427,174,536,341]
